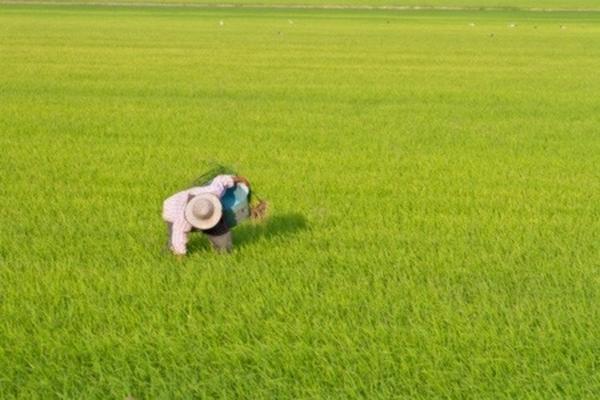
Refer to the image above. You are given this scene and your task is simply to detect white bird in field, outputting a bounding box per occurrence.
[508,23,516,28]
[219,20,224,26]
[469,22,475,27]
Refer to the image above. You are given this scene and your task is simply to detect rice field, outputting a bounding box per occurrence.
[1,3,599,398]
[6,0,600,10]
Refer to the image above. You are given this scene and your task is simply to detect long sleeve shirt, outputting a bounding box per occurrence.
[162,175,235,255]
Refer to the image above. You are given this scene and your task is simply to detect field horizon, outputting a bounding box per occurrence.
[3,0,600,10]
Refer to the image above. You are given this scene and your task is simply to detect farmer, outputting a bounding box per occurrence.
[162,174,266,256]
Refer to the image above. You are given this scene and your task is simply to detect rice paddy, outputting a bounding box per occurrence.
[1,3,599,398]
[6,0,600,10]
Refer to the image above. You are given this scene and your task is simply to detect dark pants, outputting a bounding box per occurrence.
[199,218,233,253]
[166,218,232,254]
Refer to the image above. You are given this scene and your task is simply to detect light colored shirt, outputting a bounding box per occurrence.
[162,175,235,255]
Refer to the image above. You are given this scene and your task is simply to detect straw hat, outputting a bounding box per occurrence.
[184,194,223,230]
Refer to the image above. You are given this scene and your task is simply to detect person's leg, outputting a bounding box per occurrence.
[206,231,233,253]
[202,218,233,253]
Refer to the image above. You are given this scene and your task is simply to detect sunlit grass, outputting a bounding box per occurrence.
[6,0,600,10]
[1,4,599,398]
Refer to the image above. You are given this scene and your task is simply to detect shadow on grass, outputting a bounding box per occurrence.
[234,213,308,249]
[186,213,308,253]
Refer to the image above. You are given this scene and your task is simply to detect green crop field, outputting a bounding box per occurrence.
[1,3,600,399]
[6,0,600,10]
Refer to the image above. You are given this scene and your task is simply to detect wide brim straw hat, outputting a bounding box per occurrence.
[184,193,223,230]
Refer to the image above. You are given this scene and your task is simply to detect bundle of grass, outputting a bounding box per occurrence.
[250,197,269,222]
[190,162,237,187]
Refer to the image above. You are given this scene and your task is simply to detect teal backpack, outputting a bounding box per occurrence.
[191,164,251,228]
[220,183,251,228]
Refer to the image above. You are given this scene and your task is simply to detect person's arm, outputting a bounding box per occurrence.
[170,214,189,255]
[189,175,236,198]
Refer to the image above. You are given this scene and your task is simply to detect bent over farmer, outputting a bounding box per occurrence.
[162,174,267,256]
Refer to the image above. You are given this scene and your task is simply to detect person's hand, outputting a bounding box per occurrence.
[233,176,250,188]
[169,246,186,260]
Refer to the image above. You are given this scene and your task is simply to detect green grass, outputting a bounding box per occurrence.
[1,3,600,399]
[6,0,600,9]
